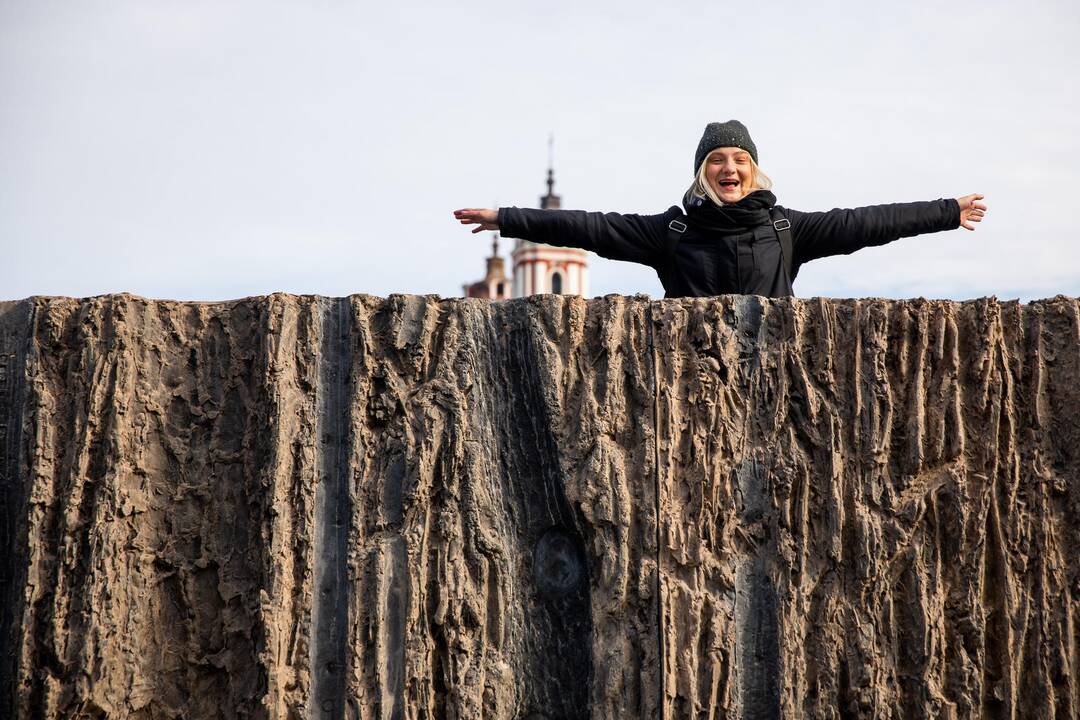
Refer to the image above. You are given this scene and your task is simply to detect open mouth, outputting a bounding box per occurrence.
[718,180,739,190]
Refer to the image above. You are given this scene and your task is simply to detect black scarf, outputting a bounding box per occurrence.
[682,189,777,235]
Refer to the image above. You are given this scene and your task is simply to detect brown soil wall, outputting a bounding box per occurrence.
[0,294,1077,719]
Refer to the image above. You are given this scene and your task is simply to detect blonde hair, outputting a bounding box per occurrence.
[687,150,773,206]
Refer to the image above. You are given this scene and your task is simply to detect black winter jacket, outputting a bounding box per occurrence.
[496,191,961,298]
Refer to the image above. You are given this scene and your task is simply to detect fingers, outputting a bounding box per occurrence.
[455,208,498,234]
[454,209,499,241]
[957,193,987,211]
[454,209,481,223]
[961,207,985,229]
[453,208,495,217]
[956,194,987,232]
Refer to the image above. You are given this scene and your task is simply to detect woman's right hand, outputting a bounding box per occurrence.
[453,208,500,234]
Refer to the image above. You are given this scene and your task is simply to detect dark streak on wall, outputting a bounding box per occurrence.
[0,301,32,717]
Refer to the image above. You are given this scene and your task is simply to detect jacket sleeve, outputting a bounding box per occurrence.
[497,206,672,267]
[784,198,961,265]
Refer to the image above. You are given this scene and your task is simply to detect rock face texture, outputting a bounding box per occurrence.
[0,293,1078,719]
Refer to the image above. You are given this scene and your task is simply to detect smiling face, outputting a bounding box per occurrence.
[704,147,755,204]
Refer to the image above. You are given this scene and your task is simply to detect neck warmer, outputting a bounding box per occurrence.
[682,189,777,235]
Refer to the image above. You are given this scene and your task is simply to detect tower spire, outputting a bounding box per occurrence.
[547,133,555,195]
[541,134,561,210]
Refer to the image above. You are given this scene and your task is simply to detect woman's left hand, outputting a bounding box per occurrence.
[957,194,988,231]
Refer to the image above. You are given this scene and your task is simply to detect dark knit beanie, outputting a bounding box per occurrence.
[694,120,757,173]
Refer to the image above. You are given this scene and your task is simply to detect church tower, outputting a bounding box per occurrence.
[462,232,511,299]
[510,161,589,297]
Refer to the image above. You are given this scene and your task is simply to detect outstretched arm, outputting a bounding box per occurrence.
[453,205,671,267]
[788,194,987,265]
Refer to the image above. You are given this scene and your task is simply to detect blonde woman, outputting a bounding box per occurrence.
[454,120,987,298]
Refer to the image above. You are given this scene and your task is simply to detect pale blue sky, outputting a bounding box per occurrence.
[2,0,1078,301]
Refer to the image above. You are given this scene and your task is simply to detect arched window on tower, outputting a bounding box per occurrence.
[551,272,563,295]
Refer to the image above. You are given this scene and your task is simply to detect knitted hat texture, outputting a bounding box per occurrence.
[694,120,758,172]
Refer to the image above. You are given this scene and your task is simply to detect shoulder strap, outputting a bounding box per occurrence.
[769,208,794,284]
[658,215,687,296]
[664,216,687,284]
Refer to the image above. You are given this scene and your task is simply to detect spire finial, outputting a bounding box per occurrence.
[546,133,555,196]
[540,136,561,210]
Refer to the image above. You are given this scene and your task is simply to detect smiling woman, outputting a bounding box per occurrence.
[453,120,988,298]
[692,147,773,207]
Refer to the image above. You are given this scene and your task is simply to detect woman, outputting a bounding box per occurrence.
[453,120,987,298]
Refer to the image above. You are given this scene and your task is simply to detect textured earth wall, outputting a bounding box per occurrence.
[0,293,1078,719]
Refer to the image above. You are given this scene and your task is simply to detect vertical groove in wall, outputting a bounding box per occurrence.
[648,302,666,720]
[511,298,593,717]
[0,301,31,716]
[311,297,352,719]
[734,460,780,720]
[731,296,780,720]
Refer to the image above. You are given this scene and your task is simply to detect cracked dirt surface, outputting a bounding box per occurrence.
[0,293,1077,719]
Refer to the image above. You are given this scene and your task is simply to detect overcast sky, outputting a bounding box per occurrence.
[2,0,1078,302]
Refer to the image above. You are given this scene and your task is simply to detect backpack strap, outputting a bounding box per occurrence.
[663,216,687,288]
[769,208,794,285]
